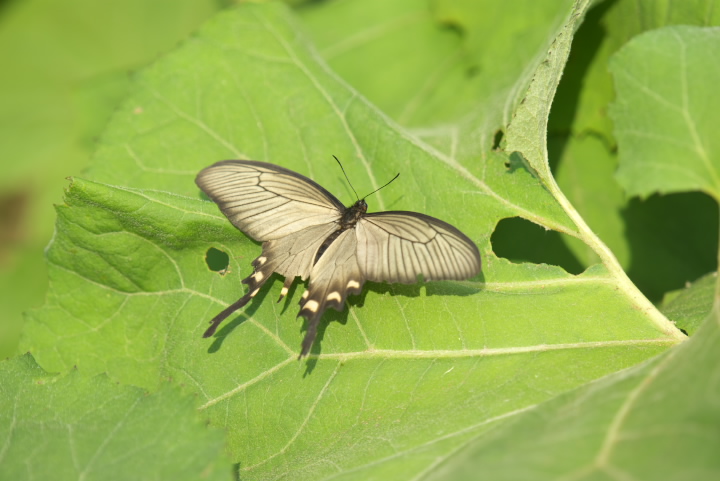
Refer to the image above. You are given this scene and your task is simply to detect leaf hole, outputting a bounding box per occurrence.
[491,217,584,274]
[492,129,504,151]
[205,247,230,275]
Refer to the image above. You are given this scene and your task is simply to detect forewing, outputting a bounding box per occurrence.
[297,230,364,357]
[196,160,344,241]
[356,211,481,283]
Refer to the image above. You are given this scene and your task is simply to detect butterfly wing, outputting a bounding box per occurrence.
[297,229,364,357]
[196,160,345,241]
[355,211,481,283]
[196,160,344,337]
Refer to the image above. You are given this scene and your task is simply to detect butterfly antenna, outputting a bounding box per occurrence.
[333,155,360,201]
[362,172,400,200]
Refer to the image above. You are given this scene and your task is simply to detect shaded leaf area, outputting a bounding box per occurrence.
[0,354,229,481]
[611,26,720,199]
[622,193,718,302]
[421,307,720,481]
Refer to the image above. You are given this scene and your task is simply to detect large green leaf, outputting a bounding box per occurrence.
[15,0,713,479]
[611,26,720,199]
[0,355,229,480]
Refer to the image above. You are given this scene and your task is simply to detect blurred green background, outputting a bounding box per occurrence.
[0,0,230,358]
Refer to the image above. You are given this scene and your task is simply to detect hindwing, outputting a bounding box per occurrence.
[296,229,364,357]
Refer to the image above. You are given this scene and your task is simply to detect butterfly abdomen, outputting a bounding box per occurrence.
[313,228,344,265]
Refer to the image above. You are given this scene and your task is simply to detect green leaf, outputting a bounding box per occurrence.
[550,134,625,267]
[0,354,229,480]
[611,26,720,199]
[661,272,716,336]
[421,307,720,480]
[552,134,718,302]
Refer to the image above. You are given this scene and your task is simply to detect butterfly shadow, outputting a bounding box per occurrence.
[301,308,349,375]
[362,274,484,300]
[301,274,484,374]
[205,281,275,354]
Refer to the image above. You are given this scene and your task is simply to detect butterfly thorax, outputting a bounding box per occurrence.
[312,200,367,265]
[340,199,368,228]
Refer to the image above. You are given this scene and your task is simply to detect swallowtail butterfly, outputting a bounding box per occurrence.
[196,159,481,357]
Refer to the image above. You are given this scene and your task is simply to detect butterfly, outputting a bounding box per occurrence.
[196,159,481,357]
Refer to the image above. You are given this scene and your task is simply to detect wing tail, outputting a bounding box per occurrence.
[203,253,274,337]
[298,307,321,359]
[203,292,254,337]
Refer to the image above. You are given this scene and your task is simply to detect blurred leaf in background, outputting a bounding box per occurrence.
[0,0,226,357]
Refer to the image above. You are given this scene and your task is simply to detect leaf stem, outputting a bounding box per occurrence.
[547,176,686,341]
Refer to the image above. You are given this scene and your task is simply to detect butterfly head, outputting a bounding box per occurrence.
[332,155,397,228]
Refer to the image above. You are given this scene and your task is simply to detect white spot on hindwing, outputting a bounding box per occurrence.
[327,292,342,302]
[256,256,267,265]
[301,290,309,301]
[250,288,259,297]
[280,286,288,297]
[304,300,319,312]
[347,280,360,289]
[253,271,264,282]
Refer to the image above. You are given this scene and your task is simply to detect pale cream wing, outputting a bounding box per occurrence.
[196,160,344,241]
[356,211,481,283]
[297,230,364,357]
